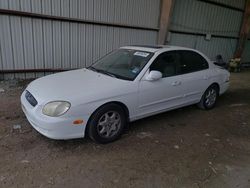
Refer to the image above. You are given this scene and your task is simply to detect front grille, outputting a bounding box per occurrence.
[25,91,38,107]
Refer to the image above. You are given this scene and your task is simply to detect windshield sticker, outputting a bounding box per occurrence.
[131,67,140,74]
[134,51,150,57]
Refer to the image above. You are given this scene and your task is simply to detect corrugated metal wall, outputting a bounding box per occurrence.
[242,40,250,63]
[0,0,161,79]
[169,33,238,62]
[209,0,246,10]
[167,0,245,62]
[0,0,160,28]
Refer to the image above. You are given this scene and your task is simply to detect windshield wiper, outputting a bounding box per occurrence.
[88,66,116,78]
[97,69,117,78]
[88,66,98,72]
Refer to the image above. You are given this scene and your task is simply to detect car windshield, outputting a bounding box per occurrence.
[89,49,154,81]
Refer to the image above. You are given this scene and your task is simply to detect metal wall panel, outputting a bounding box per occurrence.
[168,33,237,62]
[168,0,244,64]
[0,15,15,79]
[0,0,161,28]
[209,0,246,9]
[20,1,34,78]
[0,30,2,73]
[242,40,250,63]
[0,15,13,69]
[31,0,42,14]
[0,0,8,9]
[22,17,35,78]
[0,0,160,79]
[171,0,243,37]
[0,14,158,79]
[32,18,44,78]
[8,0,25,79]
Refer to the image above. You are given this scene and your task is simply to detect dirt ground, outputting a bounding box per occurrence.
[0,70,250,188]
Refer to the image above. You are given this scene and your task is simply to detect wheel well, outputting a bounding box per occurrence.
[210,83,220,93]
[85,101,130,136]
[108,101,130,121]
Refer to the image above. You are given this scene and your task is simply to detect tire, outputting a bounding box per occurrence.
[87,104,126,144]
[197,84,219,110]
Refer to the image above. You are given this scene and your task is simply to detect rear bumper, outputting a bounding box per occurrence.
[21,91,87,140]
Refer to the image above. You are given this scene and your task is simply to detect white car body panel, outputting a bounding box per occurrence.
[21,45,230,139]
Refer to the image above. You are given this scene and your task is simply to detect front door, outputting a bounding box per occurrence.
[137,51,185,117]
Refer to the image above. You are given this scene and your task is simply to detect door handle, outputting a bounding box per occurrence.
[171,81,181,86]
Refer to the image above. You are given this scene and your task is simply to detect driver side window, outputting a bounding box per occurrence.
[150,52,180,78]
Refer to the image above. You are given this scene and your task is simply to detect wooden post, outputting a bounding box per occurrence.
[234,0,250,58]
[157,0,174,45]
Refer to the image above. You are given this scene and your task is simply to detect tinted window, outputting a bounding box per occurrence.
[150,52,181,78]
[178,50,209,74]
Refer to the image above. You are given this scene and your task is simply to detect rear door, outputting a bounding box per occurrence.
[176,50,210,103]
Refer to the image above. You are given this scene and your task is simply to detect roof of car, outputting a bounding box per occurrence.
[121,45,194,53]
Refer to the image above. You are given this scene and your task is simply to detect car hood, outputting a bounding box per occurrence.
[26,68,132,105]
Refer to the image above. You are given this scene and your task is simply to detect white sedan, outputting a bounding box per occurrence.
[21,45,230,143]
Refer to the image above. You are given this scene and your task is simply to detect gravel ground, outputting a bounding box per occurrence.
[0,71,250,188]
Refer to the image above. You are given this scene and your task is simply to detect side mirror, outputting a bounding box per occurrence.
[145,70,162,81]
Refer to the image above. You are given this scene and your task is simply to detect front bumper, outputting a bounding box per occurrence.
[21,91,87,140]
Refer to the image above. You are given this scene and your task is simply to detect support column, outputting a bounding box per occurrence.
[157,0,174,45]
[234,0,250,58]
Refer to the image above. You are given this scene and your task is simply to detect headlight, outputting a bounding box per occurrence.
[42,101,71,117]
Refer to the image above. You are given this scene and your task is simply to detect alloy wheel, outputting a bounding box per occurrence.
[97,111,121,138]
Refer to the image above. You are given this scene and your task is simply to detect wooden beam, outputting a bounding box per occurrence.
[234,0,250,58]
[157,0,174,44]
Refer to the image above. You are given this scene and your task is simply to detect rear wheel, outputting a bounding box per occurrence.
[198,85,219,110]
[88,104,126,144]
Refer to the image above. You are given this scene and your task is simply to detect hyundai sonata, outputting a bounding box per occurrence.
[21,45,230,143]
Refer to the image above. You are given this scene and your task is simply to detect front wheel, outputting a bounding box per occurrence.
[87,104,126,144]
[197,85,219,110]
